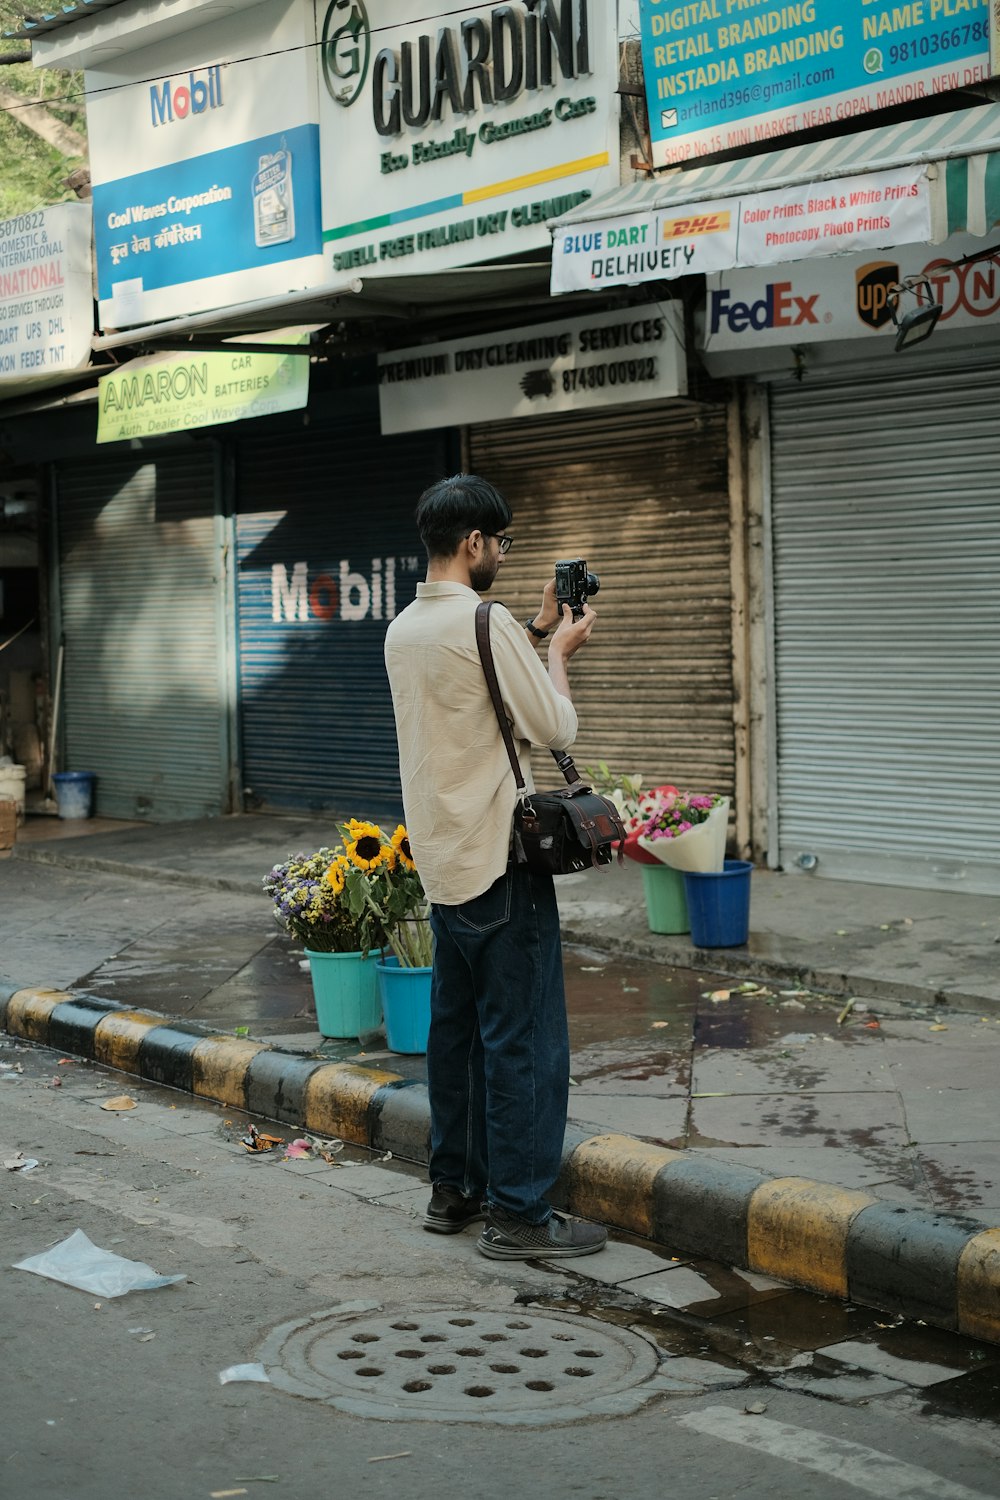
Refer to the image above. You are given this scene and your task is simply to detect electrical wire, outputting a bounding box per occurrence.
[0,3,530,120]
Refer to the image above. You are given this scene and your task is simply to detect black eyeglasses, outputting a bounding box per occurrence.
[465,531,513,553]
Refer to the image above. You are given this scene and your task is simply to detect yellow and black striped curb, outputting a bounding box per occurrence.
[4,984,1000,1345]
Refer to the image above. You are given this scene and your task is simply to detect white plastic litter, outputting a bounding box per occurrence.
[13,1229,186,1297]
[219,1363,270,1385]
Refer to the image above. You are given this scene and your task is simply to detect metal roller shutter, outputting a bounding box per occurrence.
[770,351,1000,894]
[469,402,735,799]
[56,450,229,820]
[235,400,447,817]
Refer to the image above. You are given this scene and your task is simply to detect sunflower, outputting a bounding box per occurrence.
[344,820,394,872]
[325,857,348,894]
[390,824,416,871]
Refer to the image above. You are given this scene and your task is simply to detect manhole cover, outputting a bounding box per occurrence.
[258,1305,677,1425]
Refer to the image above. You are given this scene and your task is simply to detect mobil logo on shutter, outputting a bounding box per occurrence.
[271,559,397,623]
[150,66,224,127]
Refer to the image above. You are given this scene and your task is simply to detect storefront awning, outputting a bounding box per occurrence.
[91,262,556,353]
[549,103,1000,296]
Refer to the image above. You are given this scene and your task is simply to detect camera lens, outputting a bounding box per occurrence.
[585,571,600,597]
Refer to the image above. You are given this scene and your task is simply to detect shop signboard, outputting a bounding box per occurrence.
[316,0,619,277]
[640,0,990,169]
[0,202,93,381]
[87,0,324,328]
[377,302,685,433]
[97,334,310,443]
[551,164,931,293]
[701,231,1000,349]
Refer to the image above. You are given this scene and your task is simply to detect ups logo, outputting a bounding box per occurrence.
[856,262,899,329]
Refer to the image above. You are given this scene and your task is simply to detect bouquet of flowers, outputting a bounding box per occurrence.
[583,764,680,866]
[637,790,730,873]
[263,819,433,965]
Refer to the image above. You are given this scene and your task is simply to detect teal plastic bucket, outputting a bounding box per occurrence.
[640,863,689,934]
[376,956,432,1054]
[52,771,96,820]
[304,948,382,1039]
[682,860,753,948]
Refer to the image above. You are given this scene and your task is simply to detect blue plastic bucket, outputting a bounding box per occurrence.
[376,956,432,1054]
[52,771,96,820]
[682,860,753,948]
[304,948,382,1039]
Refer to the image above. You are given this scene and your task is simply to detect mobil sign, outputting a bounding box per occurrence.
[702,233,1000,352]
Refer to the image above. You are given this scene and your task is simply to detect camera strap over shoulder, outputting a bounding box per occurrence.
[474,600,592,796]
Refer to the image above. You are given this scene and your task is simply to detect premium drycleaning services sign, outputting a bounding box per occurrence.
[377,302,685,433]
[97,336,310,443]
[551,164,932,293]
[87,0,324,327]
[316,0,619,276]
[0,202,93,381]
[640,0,990,169]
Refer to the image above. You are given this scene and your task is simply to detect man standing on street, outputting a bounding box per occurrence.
[384,473,607,1261]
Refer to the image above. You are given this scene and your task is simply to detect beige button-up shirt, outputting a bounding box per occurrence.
[384,581,578,906]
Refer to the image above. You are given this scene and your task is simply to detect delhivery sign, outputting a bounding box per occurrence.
[701,233,1000,350]
[551,165,931,294]
[377,302,685,433]
[317,0,619,276]
[640,0,989,170]
[0,203,93,381]
[97,335,310,443]
[87,1,324,328]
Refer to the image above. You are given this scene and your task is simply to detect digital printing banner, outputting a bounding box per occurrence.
[640,0,990,168]
[551,165,932,294]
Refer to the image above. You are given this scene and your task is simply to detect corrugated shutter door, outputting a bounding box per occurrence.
[235,403,447,817]
[56,451,228,820]
[770,352,1000,894]
[469,403,735,798]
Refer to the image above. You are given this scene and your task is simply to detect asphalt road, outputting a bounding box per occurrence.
[4,1037,1000,1500]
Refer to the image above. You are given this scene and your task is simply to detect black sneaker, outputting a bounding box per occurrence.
[423,1185,486,1234]
[477,1207,608,1260]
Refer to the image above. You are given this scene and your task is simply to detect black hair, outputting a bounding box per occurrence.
[415,473,513,560]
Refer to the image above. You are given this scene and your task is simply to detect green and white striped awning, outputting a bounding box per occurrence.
[553,103,1000,243]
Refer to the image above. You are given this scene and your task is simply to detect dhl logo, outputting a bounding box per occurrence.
[661,212,731,240]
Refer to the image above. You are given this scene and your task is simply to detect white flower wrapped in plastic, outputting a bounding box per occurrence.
[637,792,730,873]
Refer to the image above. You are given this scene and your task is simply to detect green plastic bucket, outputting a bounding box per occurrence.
[641,863,689,935]
[304,948,382,1039]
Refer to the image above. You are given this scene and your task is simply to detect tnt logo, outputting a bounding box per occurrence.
[662,212,731,240]
[271,559,397,623]
[150,66,224,127]
[710,282,820,335]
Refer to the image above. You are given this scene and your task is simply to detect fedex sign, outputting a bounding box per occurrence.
[709,282,821,336]
[150,66,224,127]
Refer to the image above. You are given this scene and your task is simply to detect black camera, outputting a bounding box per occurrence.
[555,558,600,620]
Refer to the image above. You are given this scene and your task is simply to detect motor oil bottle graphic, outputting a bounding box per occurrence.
[253,142,295,247]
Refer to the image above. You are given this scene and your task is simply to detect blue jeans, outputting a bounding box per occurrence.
[427,863,569,1225]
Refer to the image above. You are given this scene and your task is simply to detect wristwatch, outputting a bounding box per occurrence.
[524,619,549,640]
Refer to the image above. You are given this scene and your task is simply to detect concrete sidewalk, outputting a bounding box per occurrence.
[7,811,1000,1011]
[3,812,1000,1345]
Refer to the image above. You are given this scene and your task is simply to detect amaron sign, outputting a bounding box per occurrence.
[271,559,398,623]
